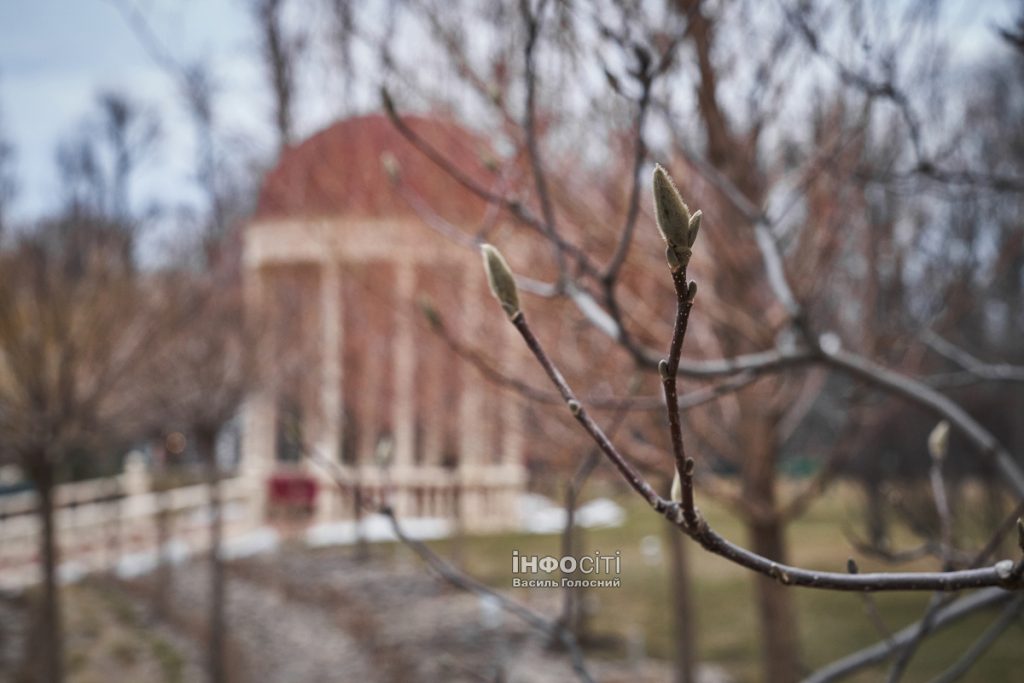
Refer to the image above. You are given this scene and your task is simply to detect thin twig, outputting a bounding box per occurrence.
[661,266,699,528]
[922,330,1024,384]
[800,588,1015,683]
[602,72,653,283]
[306,449,596,683]
[926,596,1024,683]
[508,311,1024,592]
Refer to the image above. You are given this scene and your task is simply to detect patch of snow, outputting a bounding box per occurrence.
[304,515,451,548]
[57,560,87,584]
[576,498,626,528]
[518,494,626,534]
[116,550,159,579]
[221,527,279,560]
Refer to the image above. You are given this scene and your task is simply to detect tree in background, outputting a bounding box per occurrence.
[139,264,251,683]
[371,1,1024,681]
[0,216,169,683]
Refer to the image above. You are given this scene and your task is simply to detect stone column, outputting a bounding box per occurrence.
[423,262,444,471]
[240,250,271,525]
[499,314,526,526]
[458,266,486,525]
[391,257,416,516]
[316,258,342,522]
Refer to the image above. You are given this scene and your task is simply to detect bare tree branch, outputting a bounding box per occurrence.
[800,587,1015,683]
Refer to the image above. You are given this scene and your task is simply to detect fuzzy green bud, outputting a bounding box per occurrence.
[481,244,520,319]
[653,165,692,249]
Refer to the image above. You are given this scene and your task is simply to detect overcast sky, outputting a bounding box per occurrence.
[0,0,1017,232]
[0,0,360,229]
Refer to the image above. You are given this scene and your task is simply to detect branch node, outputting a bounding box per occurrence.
[567,399,582,416]
[658,359,671,380]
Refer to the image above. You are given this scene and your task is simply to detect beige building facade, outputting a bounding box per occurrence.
[240,114,527,531]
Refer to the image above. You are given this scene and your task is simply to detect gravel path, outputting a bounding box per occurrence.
[3,545,723,683]
[160,558,381,683]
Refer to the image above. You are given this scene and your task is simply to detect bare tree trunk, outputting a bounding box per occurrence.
[749,516,800,683]
[199,429,226,683]
[742,415,800,683]
[36,462,65,683]
[559,458,594,643]
[665,519,697,683]
[864,479,888,548]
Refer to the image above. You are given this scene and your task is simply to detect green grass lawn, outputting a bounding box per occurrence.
[420,483,1024,682]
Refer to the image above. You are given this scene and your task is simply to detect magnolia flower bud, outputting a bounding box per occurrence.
[653,165,691,249]
[671,469,682,503]
[688,210,702,247]
[481,244,520,319]
[928,421,950,462]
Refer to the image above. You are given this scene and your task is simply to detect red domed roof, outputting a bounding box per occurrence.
[253,113,498,223]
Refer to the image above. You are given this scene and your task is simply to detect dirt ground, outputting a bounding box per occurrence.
[1,544,730,683]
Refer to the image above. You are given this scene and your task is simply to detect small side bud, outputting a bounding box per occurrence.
[481,244,520,319]
[381,151,401,183]
[928,421,950,462]
[687,210,702,247]
[671,469,682,503]
[658,359,671,380]
[418,299,443,331]
[479,152,499,172]
[653,165,691,248]
[819,332,842,356]
[995,559,1014,580]
[846,558,859,574]
[1017,518,1024,553]
[683,457,695,476]
[567,399,582,416]
[686,281,697,302]
[665,245,682,272]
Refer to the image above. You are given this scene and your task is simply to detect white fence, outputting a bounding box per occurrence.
[0,457,261,592]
